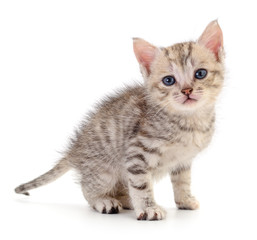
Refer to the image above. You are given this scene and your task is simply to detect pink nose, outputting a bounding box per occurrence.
[181,88,193,96]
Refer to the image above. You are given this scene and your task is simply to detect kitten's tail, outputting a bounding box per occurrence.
[14,158,70,196]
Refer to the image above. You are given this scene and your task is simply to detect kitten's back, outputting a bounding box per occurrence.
[67,84,147,168]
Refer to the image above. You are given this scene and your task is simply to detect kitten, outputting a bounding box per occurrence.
[15,20,224,220]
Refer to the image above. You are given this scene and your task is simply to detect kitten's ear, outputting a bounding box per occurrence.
[133,38,158,75]
[198,20,223,61]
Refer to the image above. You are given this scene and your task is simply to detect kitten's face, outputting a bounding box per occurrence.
[133,20,224,114]
[147,42,224,113]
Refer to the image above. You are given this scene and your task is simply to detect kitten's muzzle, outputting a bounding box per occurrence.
[181,88,199,104]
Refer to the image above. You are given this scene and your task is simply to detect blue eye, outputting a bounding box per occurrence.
[195,69,207,79]
[162,76,176,86]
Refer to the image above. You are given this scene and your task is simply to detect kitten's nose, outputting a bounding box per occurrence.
[181,88,193,96]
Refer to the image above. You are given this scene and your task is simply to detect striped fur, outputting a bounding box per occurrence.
[15,21,225,220]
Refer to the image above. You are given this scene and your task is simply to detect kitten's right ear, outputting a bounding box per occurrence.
[133,38,157,75]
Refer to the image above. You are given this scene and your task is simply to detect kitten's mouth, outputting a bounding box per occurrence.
[183,97,197,104]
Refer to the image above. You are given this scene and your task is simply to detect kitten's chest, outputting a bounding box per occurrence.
[163,130,210,159]
[151,130,213,179]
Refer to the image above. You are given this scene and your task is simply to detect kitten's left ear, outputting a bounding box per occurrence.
[133,38,158,76]
[198,20,223,61]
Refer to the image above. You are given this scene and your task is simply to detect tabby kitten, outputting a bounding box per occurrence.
[15,20,224,220]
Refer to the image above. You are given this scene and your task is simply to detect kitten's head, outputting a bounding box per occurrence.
[133,20,224,114]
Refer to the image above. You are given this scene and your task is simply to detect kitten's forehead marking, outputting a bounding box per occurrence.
[163,42,195,87]
[166,42,194,67]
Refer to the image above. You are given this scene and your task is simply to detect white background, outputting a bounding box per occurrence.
[1,0,257,239]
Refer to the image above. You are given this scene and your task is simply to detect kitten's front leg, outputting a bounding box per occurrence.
[170,167,199,210]
[126,155,166,220]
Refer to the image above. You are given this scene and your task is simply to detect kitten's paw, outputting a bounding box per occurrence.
[93,198,122,214]
[176,196,199,210]
[136,205,166,221]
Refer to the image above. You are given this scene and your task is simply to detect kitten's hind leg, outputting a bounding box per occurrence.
[93,197,122,214]
[80,171,122,214]
[82,187,123,214]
